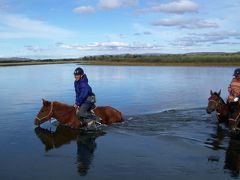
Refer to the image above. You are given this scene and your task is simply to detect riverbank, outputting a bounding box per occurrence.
[1,53,240,67]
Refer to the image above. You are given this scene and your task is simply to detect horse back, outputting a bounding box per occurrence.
[94,106,123,125]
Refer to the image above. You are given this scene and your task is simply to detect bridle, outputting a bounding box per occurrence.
[36,102,54,121]
[209,99,221,107]
[208,98,222,115]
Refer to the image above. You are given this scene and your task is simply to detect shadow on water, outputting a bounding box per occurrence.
[34,125,106,176]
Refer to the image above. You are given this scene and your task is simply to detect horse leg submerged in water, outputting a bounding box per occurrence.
[35,99,123,129]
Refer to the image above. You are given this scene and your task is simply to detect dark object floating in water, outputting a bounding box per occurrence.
[208,155,220,162]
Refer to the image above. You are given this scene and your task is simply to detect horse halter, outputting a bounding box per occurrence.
[229,111,240,131]
[36,102,54,121]
[209,98,222,109]
[209,99,221,106]
[208,98,223,116]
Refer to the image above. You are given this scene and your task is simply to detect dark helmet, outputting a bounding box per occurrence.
[74,67,84,76]
[233,68,240,77]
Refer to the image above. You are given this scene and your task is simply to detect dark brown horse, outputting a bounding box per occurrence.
[206,90,229,124]
[35,99,123,129]
[228,101,240,131]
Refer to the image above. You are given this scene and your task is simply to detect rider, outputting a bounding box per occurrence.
[73,67,99,126]
[227,68,240,103]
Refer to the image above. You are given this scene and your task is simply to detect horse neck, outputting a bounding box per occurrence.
[216,96,228,113]
[52,102,75,123]
[219,97,226,106]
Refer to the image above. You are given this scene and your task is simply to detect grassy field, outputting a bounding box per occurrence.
[1,53,240,67]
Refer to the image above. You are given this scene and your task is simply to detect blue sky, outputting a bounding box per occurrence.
[0,0,239,58]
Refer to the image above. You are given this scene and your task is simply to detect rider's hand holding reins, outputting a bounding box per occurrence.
[73,104,79,109]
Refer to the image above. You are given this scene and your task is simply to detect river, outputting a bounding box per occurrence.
[0,64,238,179]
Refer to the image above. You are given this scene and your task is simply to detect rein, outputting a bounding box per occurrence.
[229,111,240,129]
[36,102,54,121]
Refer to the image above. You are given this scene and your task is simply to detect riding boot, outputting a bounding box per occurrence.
[81,121,88,127]
[90,112,101,122]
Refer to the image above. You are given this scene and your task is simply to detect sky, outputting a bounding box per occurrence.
[0,0,239,59]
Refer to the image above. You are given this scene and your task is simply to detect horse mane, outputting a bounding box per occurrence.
[53,101,75,110]
[213,92,226,105]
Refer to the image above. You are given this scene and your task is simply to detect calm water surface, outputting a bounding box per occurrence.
[0,64,238,180]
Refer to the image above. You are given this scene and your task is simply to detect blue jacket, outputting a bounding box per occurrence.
[74,75,95,106]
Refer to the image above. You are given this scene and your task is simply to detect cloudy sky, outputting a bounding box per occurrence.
[0,0,239,58]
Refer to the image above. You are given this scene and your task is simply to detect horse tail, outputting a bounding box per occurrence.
[119,111,124,122]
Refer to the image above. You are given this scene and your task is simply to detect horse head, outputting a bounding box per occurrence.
[206,90,222,114]
[35,99,54,126]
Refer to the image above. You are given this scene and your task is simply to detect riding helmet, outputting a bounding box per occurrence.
[233,68,240,76]
[74,67,84,76]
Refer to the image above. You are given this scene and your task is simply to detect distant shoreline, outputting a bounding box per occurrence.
[1,61,240,67]
[1,53,240,67]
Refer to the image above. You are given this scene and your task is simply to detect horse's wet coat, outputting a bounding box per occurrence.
[35,99,123,129]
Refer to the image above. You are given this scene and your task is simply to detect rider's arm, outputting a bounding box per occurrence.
[228,79,234,94]
[228,85,232,93]
[75,84,89,106]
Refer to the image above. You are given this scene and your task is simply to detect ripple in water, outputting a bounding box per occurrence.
[111,108,214,140]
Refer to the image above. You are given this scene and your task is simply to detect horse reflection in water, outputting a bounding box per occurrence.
[205,125,240,177]
[35,125,105,176]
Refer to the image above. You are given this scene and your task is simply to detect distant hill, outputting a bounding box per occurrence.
[1,52,240,67]
[0,57,33,62]
[185,52,240,55]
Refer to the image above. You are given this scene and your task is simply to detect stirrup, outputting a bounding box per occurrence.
[87,120,95,127]
[87,120,102,126]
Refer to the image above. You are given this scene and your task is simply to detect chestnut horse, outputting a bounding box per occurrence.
[35,99,123,129]
[206,90,229,124]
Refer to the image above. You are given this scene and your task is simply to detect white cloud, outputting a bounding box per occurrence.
[0,14,75,39]
[73,6,95,14]
[104,33,125,40]
[143,31,152,35]
[57,41,163,51]
[152,17,218,29]
[98,0,138,9]
[175,30,240,46]
[139,0,199,14]
[24,45,45,52]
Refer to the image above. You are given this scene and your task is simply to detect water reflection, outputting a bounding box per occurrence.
[225,138,240,177]
[205,125,229,150]
[34,125,105,176]
[205,125,240,177]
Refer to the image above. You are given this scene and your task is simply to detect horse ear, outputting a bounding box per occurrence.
[210,90,213,95]
[42,99,50,106]
[218,89,221,96]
